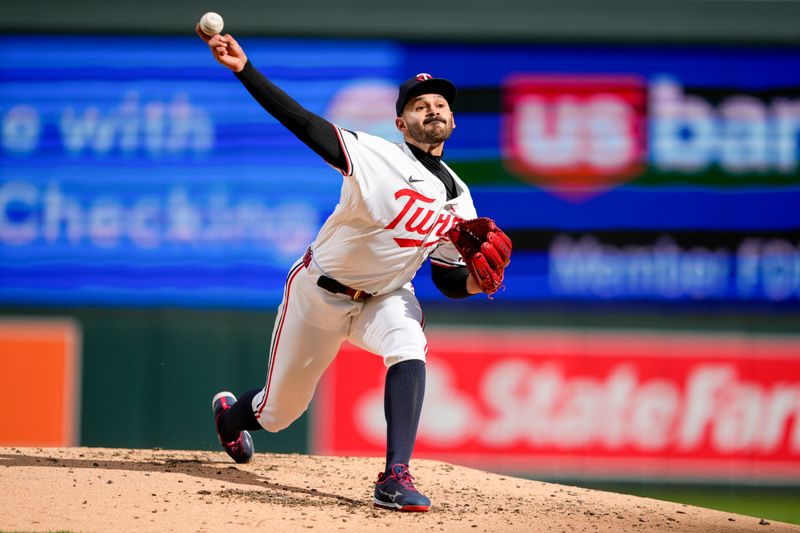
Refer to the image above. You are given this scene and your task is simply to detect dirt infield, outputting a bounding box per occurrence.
[0,447,796,533]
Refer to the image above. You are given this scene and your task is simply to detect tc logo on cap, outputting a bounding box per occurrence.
[416,73,433,81]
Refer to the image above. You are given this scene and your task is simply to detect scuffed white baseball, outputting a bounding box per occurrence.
[199,12,224,36]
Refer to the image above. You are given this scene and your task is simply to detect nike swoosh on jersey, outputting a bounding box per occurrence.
[408,175,425,183]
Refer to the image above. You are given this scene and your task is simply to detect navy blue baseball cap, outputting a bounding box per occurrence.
[395,73,457,116]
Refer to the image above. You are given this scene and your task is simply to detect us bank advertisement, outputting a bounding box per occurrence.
[2,37,799,307]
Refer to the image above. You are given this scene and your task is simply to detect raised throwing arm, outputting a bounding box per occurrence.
[196,27,349,173]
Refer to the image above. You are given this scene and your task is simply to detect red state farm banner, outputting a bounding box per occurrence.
[313,328,800,482]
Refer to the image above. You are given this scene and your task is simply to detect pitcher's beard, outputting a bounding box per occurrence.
[407,118,453,145]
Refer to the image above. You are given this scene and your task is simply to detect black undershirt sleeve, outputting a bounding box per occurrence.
[234,60,348,173]
[431,264,472,299]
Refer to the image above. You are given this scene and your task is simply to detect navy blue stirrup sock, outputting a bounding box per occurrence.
[384,359,426,473]
[218,388,263,442]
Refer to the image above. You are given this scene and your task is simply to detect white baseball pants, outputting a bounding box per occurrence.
[251,254,427,432]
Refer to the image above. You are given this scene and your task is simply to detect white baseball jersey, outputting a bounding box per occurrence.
[310,127,478,295]
[251,126,478,432]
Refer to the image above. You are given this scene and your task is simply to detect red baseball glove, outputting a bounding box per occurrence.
[447,217,512,296]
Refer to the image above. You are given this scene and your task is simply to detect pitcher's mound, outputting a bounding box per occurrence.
[0,447,796,532]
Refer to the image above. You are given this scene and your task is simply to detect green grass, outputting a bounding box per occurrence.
[577,483,800,526]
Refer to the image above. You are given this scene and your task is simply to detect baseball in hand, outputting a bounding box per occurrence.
[199,12,224,36]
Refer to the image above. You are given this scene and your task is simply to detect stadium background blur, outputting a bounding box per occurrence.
[2,0,799,524]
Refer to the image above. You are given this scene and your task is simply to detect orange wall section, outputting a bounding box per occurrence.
[0,320,81,446]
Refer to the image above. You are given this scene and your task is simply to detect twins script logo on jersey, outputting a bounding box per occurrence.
[384,189,456,248]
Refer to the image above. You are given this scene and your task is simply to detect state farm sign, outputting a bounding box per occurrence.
[313,328,800,482]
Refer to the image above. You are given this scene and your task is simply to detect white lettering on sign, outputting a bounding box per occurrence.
[737,238,800,301]
[410,360,800,454]
[550,233,800,302]
[59,92,213,156]
[0,180,39,245]
[2,105,41,154]
[549,234,730,300]
[0,180,317,258]
[353,357,800,455]
[651,77,800,174]
[514,94,637,173]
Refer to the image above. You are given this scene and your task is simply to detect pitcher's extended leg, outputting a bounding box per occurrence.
[349,286,431,512]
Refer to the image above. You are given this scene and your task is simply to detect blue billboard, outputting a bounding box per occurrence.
[1,36,799,307]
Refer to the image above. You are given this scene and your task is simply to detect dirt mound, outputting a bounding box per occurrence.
[0,447,795,532]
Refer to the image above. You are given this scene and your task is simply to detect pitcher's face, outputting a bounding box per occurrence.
[396,94,455,145]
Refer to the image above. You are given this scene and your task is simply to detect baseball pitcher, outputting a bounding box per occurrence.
[197,26,512,512]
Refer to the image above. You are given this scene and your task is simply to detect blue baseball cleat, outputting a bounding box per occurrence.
[211,391,254,464]
[374,463,431,512]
